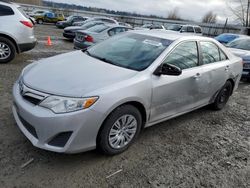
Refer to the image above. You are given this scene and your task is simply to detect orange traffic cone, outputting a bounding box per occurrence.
[46,36,52,46]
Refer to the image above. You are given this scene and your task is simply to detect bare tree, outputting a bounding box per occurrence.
[167,8,181,20]
[227,0,250,26]
[202,11,217,23]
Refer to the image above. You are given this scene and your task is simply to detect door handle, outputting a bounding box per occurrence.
[193,73,201,79]
[225,65,230,71]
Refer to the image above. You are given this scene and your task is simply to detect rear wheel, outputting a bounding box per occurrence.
[97,105,142,155]
[211,81,233,110]
[37,19,43,24]
[0,37,16,64]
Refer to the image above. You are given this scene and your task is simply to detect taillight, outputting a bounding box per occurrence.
[20,21,33,28]
[85,35,93,43]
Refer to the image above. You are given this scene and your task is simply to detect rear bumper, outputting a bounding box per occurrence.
[73,39,91,50]
[18,40,37,53]
[241,69,250,78]
[63,32,75,39]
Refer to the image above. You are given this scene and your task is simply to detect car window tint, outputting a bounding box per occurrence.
[0,5,14,16]
[200,42,220,64]
[194,27,202,33]
[163,41,198,70]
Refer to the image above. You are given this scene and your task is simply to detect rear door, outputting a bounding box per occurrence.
[150,41,205,123]
[197,41,230,103]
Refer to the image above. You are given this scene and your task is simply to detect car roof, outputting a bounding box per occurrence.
[218,33,246,37]
[130,30,211,41]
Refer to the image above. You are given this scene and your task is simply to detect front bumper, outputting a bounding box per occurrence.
[73,39,91,50]
[12,82,105,153]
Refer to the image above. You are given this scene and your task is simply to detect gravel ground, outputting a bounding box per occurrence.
[0,25,249,188]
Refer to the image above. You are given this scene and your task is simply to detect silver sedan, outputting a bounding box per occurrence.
[12,30,242,155]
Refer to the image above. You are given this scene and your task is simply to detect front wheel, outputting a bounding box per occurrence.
[211,81,233,110]
[97,105,142,155]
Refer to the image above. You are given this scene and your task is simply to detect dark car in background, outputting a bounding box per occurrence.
[215,33,245,45]
[227,37,250,81]
[74,24,132,50]
[56,15,88,29]
[63,21,105,40]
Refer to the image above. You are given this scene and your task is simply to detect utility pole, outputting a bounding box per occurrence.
[246,0,250,27]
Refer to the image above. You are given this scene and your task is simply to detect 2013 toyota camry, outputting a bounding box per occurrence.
[12,30,242,155]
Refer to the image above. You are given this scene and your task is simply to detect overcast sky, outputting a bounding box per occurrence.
[51,0,233,23]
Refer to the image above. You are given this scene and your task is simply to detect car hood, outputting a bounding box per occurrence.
[65,26,82,31]
[23,51,138,97]
[228,48,250,61]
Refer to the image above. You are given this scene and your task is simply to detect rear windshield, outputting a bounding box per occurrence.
[81,22,104,30]
[87,32,173,71]
[86,24,109,33]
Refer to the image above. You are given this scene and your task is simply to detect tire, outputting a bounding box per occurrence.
[97,105,142,155]
[0,37,16,64]
[211,81,233,110]
[37,19,43,24]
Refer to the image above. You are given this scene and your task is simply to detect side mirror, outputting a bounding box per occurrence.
[154,63,182,76]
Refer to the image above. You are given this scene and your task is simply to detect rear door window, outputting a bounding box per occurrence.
[0,5,14,16]
[200,42,220,64]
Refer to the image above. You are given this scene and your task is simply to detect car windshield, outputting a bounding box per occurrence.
[215,34,239,43]
[227,38,250,51]
[86,32,173,71]
[86,24,109,33]
[66,16,74,21]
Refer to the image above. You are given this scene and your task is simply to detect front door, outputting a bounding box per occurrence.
[150,41,205,123]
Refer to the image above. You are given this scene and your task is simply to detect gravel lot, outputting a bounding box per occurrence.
[0,25,249,188]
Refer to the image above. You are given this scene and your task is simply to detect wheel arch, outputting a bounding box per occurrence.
[0,33,19,53]
[96,100,148,143]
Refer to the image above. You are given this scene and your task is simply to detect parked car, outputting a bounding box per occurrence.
[134,23,165,30]
[167,24,203,35]
[34,12,64,24]
[56,15,88,29]
[13,30,242,155]
[63,21,105,40]
[73,17,118,26]
[74,24,132,50]
[0,1,36,63]
[28,9,49,17]
[227,37,250,81]
[215,33,245,45]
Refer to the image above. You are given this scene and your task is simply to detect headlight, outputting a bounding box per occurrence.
[39,96,98,113]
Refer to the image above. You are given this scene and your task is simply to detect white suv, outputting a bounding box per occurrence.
[0,1,37,63]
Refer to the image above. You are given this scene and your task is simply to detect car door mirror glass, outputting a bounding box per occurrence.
[154,63,182,76]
